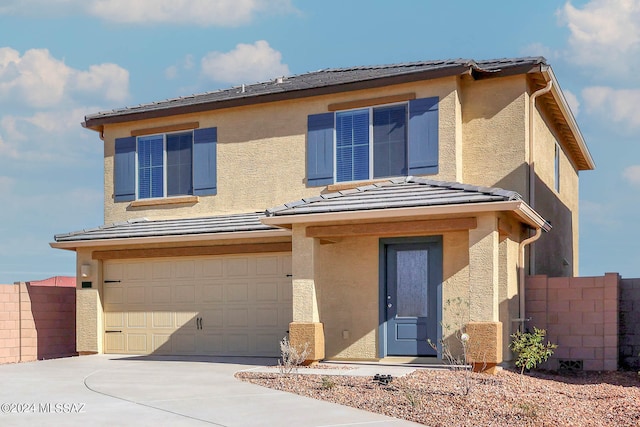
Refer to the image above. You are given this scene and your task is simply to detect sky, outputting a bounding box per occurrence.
[0,0,638,283]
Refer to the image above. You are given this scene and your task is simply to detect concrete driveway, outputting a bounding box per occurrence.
[0,355,421,426]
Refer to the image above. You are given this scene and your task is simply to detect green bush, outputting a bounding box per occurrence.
[509,327,557,377]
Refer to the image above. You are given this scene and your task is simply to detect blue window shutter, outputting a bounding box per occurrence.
[408,97,439,175]
[307,113,334,186]
[114,136,136,202]
[193,127,217,196]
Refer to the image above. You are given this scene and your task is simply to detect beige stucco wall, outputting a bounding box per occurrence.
[531,102,580,276]
[101,77,461,224]
[76,248,103,354]
[460,75,528,196]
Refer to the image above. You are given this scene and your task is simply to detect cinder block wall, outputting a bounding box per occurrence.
[0,285,20,364]
[525,273,619,371]
[620,278,640,370]
[0,280,76,364]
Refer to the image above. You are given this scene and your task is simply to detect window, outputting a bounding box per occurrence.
[137,132,193,199]
[114,127,217,202]
[335,105,408,182]
[307,97,438,187]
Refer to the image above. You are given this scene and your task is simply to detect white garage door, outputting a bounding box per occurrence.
[103,253,292,357]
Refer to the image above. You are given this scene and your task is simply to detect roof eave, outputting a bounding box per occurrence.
[542,67,596,171]
[262,200,549,230]
[50,228,292,251]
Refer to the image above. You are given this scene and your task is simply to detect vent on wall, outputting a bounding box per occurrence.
[559,360,583,371]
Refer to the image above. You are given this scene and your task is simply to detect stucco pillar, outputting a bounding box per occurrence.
[76,249,103,355]
[289,224,324,363]
[467,214,502,372]
[468,214,500,322]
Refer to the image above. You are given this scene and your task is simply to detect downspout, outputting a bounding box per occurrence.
[528,78,553,275]
[516,227,542,332]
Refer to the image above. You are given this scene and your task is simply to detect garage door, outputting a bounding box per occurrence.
[103,253,292,357]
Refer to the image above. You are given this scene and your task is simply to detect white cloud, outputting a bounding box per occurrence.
[165,54,195,80]
[558,0,640,75]
[623,165,640,186]
[582,86,640,128]
[201,40,290,84]
[563,89,580,117]
[0,0,296,26]
[519,42,557,61]
[0,47,129,109]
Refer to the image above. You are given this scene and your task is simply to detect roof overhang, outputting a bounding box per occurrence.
[262,200,551,232]
[50,228,292,251]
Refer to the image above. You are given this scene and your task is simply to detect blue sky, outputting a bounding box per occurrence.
[0,0,638,282]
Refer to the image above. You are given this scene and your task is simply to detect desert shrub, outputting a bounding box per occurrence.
[277,336,309,376]
[509,327,557,378]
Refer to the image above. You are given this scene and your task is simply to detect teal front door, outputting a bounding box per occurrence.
[383,239,442,356]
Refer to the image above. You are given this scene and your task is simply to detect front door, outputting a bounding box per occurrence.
[383,239,441,356]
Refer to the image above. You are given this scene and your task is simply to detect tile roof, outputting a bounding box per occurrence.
[265,177,522,217]
[54,212,276,242]
[84,57,546,125]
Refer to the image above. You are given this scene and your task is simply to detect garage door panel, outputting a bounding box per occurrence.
[152,286,171,304]
[201,259,223,277]
[124,262,147,281]
[152,334,171,353]
[152,311,173,328]
[226,308,249,327]
[226,282,250,303]
[104,253,292,357]
[127,334,147,352]
[104,286,124,305]
[255,256,279,276]
[126,312,146,328]
[125,286,146,305]
[105,312,124,328]
[256,281,279,302]
[174,284,196,303]
[226,258,249,276]
[105,333,125,352]
[175,311,197,328]
[175,260,196,278]
[200,309,223,328]
[255,307,279,327]
[201,284,223,303]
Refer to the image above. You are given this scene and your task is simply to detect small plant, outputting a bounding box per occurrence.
[321,376,335,390]
[509,327,557,380]
[277,336,309,376]
[427,298,481,396]
[402,388,422,408]
[516,401,540,419]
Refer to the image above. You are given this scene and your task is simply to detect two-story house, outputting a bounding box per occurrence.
[52,57,594,369]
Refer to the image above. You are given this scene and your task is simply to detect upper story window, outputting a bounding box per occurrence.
[306,97,438,187]
[336,104,408,182]
[113,127,217,202]
[138,132,193,199]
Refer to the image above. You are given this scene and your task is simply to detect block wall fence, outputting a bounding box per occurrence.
[0,278,76,364]
[525,273,619,371]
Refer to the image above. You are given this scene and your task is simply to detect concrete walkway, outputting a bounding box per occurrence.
[0,355,422,426]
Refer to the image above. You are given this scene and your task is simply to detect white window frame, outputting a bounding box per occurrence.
[135,130,194,200]
[333,101,409,184]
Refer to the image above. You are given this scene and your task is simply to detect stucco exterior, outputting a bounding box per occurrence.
[56,59,593,364]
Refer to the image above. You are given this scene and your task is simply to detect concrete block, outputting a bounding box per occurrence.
[603,359,618,371]
[289,322,325,362]
[569,299,595,312]
[570,347,595,359]
[558,335,582,347]
[465,321,503,365]
[548,278,570,289]
[582,336,604,348]
[583,359,604,371]
[582,312,603,325]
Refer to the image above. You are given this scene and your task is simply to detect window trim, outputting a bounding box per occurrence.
[135,129,194,200]
[554,141,560,193]
[333,101,409,184]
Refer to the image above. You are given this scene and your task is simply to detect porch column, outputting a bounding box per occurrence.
[289,224,325,363]
[467,213,502,373]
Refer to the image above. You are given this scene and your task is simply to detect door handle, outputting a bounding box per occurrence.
[387,303,393,308]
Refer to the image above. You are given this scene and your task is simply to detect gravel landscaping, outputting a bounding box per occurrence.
[236,368,640,426]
